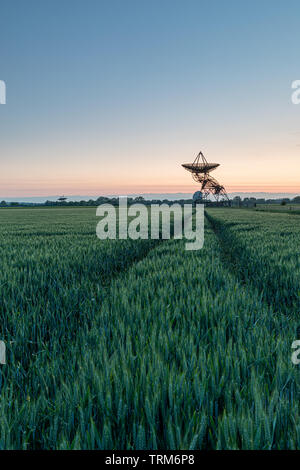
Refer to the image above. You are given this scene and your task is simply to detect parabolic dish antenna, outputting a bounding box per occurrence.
[182,151,229,203]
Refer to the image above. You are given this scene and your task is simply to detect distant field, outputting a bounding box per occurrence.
[254,204,300,215]
[0,207,299,449]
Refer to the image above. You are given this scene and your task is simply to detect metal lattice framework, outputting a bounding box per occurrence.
[182,151,229,203]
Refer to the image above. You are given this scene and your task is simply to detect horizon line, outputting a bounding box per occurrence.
[1,190,300,200]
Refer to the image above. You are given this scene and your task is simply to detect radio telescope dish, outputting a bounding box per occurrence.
[182,151,229,203]
[182,151,219,174]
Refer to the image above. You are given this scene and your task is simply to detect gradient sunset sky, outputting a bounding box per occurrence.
[0,0,300,196]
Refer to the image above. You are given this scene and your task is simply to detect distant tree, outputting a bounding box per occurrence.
[292,196,300,203]
[0,200,7,206]
[96,197,110,204]
[281,200,287,206]
[232,196,241,207]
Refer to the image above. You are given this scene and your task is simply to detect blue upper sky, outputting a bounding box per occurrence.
[0,0,299,196]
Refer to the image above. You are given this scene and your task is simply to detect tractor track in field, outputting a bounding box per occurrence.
[205,212,300,318]
[1,236,169,449]
[3,236,165,380]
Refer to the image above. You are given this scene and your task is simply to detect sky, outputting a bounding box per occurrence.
[0,0,300,197]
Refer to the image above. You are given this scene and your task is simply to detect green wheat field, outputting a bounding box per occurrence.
[0,206,299,450]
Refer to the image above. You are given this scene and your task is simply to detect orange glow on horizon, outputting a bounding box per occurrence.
[1,150,300,197]
[1,182,299,198]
